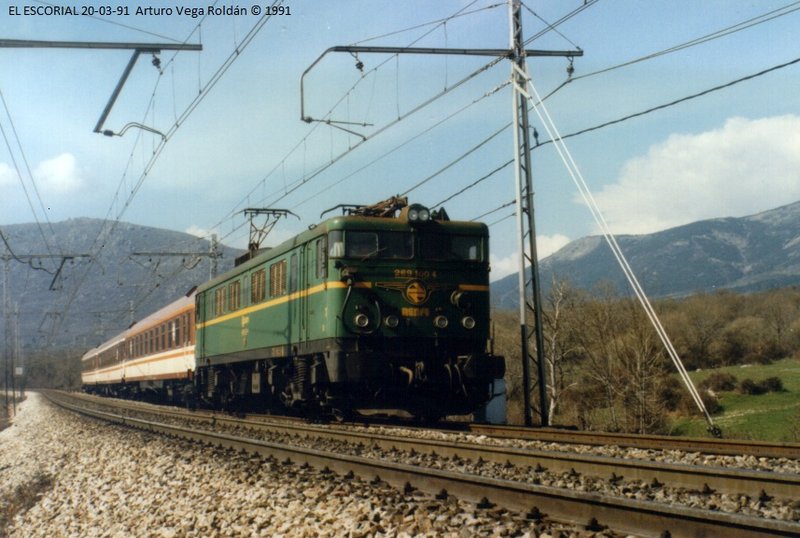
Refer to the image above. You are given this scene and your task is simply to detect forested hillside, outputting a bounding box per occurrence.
[495,283,800,435]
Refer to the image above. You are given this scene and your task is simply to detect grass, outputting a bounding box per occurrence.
[669,357,800,442]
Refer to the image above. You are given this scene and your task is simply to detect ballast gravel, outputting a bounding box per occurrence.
[60,393,800,524]
[0,394,623,537]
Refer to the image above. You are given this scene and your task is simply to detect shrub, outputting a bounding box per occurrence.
[677,387,721,415]
[739,378,768,395]
[738,377,785,395]
[701,390,722,414]
[658,377,683,411]
[761,377,785,393]
[699,372,738,392]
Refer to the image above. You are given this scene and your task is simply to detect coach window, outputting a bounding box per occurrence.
[316,237,327,279]
[289,254,298,293]
[214,287,225,317]
[228,281,241,311]
[251,269,266,303]
[270,259,287,297]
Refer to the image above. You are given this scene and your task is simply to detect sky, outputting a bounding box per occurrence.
[1,0,800,283]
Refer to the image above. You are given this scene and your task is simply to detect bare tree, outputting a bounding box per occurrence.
[540,278,579,425]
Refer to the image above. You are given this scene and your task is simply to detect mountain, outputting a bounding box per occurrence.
[491,201,800,310]
[0,218,241,352]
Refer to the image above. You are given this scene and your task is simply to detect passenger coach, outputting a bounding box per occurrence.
[81,291,196,401]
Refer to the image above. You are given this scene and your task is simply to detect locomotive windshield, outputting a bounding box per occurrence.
[420,234,483,261]
[329,230,413,259]
[329,230,484,262]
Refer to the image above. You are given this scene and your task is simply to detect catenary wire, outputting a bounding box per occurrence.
[32,0,184,43]
[535,54,800,147]
[47,3,283,343]
[211,0,499,238]
[571,0,800,81]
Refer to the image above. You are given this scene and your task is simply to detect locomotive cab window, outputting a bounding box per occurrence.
[420,234,484,262]
[329,230,344,258]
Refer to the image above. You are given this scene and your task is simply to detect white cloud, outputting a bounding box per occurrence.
[490,251,518,282]
[185,225,212,239]
[0,162,16,186]
[537,233,571,259]
[591,115,800,234]
[34,153,83,193]
[490,233,571,281]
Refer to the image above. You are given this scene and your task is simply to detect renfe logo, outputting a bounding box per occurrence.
[404,280,429,305]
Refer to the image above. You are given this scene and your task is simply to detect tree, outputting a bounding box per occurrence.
[563,283,672,434]
[662,293,728,369]
[540,279,580,425]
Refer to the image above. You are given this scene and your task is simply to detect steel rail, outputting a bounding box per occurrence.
[45,392,800,538]
[467,424,800,460]
[52,392,800,501]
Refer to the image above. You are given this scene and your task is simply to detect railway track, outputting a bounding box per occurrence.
[45,391,800,537]
[466,424,800,460]
[246,406,800,460]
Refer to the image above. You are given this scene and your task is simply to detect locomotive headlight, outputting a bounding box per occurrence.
[385,314,400,328]
[406,204,431,224]
[354,313,370,328]
[461,316,476,329]
[433,315,449,329]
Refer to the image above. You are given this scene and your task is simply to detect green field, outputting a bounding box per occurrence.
[669,357,800,442]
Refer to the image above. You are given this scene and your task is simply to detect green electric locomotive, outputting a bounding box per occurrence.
[194,197,504,418]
